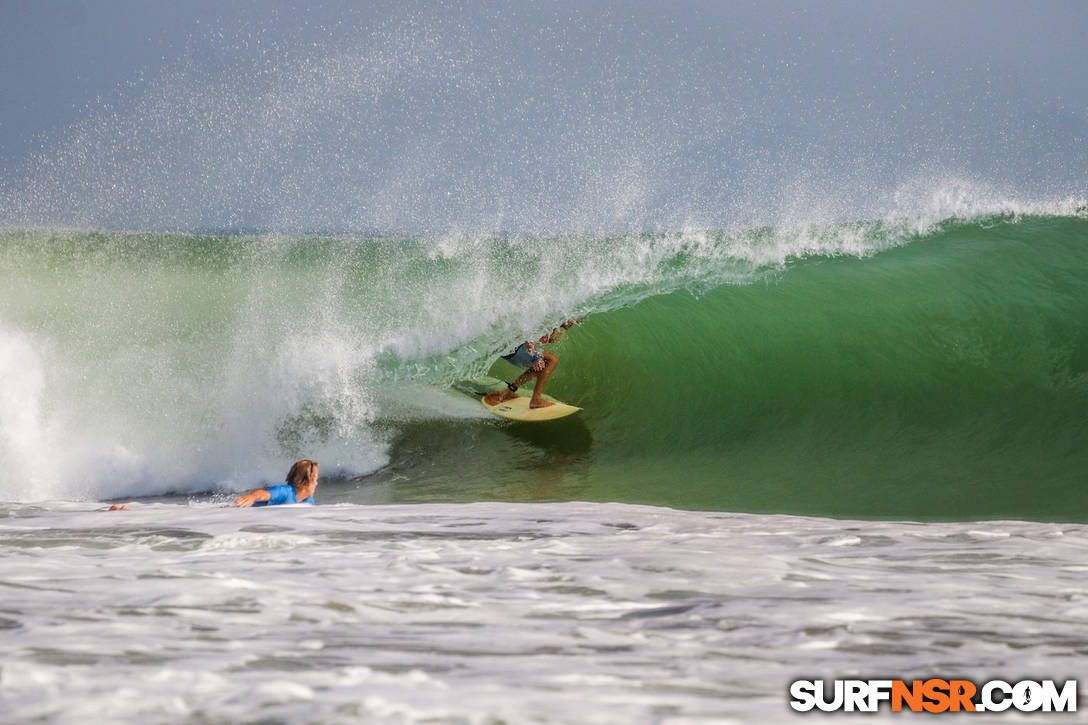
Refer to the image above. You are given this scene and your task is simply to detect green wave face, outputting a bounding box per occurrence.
[546,217,1088,519]
[2,214,1087,520]
[379,215,1088,521]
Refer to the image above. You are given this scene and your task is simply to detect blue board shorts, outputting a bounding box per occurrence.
[502,343,542,370]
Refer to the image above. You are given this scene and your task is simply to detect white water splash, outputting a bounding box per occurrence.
[0,501,1083,723]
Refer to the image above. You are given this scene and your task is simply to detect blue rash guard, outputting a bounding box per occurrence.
[252,484,315,506]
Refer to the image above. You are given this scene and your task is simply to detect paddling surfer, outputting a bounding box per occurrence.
[234,459,319,507]
[103,459,320,510]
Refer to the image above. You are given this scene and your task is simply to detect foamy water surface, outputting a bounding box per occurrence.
[1,501,1084,723]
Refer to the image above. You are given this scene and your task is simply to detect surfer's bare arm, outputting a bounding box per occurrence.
[542,318,581,344]
[233,489,272,507]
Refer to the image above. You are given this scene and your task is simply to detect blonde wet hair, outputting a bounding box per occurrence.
[286,459,319,489]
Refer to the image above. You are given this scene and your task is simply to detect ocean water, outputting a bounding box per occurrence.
[2,201,1088,721]
[3,1,1088,718]
[2,206,1087,519]
[1,502,1085,723]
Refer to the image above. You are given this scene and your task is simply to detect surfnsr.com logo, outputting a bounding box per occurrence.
[789,679,1078,713]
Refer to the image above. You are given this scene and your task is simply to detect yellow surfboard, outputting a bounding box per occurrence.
[480,393,582,422]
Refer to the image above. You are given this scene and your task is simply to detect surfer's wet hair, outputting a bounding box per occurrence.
[286,459,319,489]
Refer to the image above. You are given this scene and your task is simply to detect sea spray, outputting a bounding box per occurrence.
[0,323,59,499]
[5,2,1083,236]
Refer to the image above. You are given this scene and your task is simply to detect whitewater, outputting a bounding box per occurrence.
[2,501,1085,723]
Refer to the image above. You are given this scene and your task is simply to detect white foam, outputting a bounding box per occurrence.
[0,501,1083,723]
[0,323,58,499]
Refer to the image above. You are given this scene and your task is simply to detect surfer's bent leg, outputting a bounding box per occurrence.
[484,353,557,408]
[529,352,558,409]
[485,364,540,405]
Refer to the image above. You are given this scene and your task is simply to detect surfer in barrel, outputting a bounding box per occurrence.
[484,319,580,410]
[234,459,319,507]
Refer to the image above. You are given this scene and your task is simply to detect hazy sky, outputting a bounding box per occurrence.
[1,0,1086,231]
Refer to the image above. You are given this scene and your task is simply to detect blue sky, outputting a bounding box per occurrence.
[2,0,1086,231]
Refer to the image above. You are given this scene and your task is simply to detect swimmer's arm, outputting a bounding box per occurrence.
[233,489,271,507]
